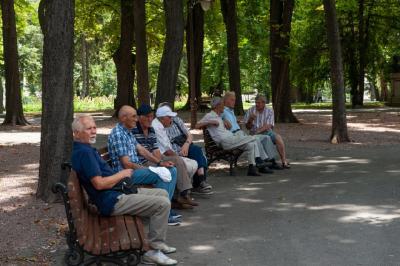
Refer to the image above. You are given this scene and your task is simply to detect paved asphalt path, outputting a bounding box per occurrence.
[163,145,400,266]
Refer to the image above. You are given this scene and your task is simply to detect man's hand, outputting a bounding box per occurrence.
[224,119,232,129]
[160,160,174,167]
[256,124,271,134]
[179,142,190,156]
[119,168,133,178]
[249,113,257,121]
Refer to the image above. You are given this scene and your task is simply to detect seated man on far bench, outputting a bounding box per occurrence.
[71,114,178,266]
[195,97,270,176]
[222,91,281,170]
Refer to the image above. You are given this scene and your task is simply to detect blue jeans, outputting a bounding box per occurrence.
[131,167,177,200]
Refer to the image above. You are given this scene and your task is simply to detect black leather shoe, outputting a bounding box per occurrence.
[259,167,274,174]
[247,165,261,176]
[269,163,284,170]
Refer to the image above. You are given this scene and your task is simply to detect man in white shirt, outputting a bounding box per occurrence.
[196,97,271,176]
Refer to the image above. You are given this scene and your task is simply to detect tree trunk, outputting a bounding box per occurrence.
[37,0,75,202]
[0,76,4,114]
[134,0,150,106]
[379,73,388,102]
[1,0,28,125]
[220,0,243,115]
[323,0,349,143]
[113,0,136,110]
[80,34,89,98]
[155,0,184,108]
[269,0,297,123]
[186,3,204,109]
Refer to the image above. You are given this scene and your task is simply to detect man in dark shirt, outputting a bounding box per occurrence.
[71,114,178,265]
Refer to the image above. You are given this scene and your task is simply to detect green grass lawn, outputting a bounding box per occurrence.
[22,96,387,115]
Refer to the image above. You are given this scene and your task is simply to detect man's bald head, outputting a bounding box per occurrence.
[118,105,138,129]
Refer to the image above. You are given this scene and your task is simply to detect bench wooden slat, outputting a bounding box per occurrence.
[135,217,149,251]
[92,216,102,255]
[108,216,120,252]
[124,216,142,249]
[100,217,111,254]
[116,216,131,250]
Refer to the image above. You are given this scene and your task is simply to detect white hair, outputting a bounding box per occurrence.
[71,114,93,132]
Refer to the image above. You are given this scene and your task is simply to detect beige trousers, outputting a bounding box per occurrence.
[112,188,170,247]
[220,134,262,165]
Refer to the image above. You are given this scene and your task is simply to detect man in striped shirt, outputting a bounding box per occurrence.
[244,95,290,168]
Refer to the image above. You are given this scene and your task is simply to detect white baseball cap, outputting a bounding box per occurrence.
[156,106,177,118]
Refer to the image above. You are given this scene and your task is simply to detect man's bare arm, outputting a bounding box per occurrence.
[91,168,133,190]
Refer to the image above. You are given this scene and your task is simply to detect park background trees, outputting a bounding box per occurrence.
[1,0,400,200]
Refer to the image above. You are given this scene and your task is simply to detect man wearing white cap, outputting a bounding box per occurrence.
[153,104,213,195]
[196,97,270,176]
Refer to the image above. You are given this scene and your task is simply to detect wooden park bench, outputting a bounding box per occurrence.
[203,129,243,176]
[53,165,148,265]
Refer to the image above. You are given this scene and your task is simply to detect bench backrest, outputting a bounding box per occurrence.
[203,129,222,155]
[67,170,147,255]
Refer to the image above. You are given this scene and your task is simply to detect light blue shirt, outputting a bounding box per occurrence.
[222,107,240,132]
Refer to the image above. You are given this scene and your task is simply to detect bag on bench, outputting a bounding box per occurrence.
[112,177,138,194]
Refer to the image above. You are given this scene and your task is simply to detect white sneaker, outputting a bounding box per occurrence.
[142,250,178,265]
[152,243,177,254]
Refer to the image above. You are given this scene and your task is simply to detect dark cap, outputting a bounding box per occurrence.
[137,104,153,116]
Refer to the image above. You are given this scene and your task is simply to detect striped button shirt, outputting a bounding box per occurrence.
[244,106,275,134]
[108,123,140,171]
[165,117,189,153]
[132,122,159,164]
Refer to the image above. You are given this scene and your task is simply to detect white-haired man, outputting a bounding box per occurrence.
[195,97,270,176]
[71,114,178,265]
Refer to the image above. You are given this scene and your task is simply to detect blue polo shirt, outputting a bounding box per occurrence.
[222,107,241,132]
[71,141,122,216]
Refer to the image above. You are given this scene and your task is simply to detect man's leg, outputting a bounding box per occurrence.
[132,168,177,200]
[112,188,170,247]
[162,155,192,192]
[274,133,288,165]
[256,134,278,160]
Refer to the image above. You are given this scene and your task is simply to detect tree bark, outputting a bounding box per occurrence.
[379,73,388,102]
[37,0,75,202]
[1,0,28,125]
[80,34,89,98]
[269,0,297,123]
[113,0,136,110]
[220,0,243,115]
[134,0,150,106]
[155,0,184,108]
[0,76,4,114]
[323,0,349,143]
[186,3,204,110]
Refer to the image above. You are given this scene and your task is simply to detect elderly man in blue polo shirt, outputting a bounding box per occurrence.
[108,105,181,225]
[71,114,178,265]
